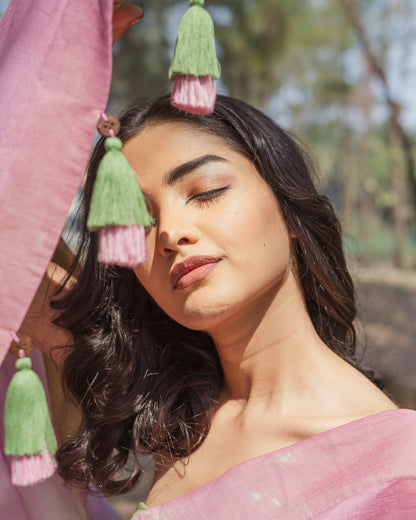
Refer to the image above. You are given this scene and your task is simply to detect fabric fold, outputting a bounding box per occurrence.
[0,0,113,365]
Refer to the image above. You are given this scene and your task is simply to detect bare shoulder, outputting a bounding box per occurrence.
[305,357,399,436]
[338,360,398,415]
[287,349,399,441]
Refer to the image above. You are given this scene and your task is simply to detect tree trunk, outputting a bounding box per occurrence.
[340,118,355,232]
[339,0,416,215]
[389,118,407,268]
[357,131,372,266]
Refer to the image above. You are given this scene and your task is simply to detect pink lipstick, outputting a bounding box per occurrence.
[170,256,220,290]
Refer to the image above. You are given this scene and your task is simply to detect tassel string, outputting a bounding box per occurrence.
[10,330,20,343]
[99,111,147,189]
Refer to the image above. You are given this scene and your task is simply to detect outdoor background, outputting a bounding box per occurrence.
[109,0,416,403]
[1,0,415,518]
[109,1,416,515]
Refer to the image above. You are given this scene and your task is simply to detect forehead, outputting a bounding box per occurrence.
[123,122,229,159]
[122,121,246,183]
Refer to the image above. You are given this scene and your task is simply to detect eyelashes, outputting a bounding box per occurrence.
[144,222,156,236]
[144,185,231,235]
[186,184,231,207]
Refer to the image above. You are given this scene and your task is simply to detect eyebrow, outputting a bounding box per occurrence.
[164,154,227,186]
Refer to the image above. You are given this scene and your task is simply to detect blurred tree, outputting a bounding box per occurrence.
[110,0,181,108]
[209,0,296,107]
[338,0,413,267]
[108,0,415,267]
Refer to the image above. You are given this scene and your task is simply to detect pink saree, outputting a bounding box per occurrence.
[133,409,416,519]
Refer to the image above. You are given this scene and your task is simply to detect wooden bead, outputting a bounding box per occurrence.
[9,334,32,357]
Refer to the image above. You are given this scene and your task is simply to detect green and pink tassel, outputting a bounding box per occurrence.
[169,0,221,114]
[87,114,154,267]
[4,335,57,486]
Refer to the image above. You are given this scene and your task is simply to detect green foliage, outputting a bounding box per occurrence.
[110,0,176,107]
[210,0,293,106]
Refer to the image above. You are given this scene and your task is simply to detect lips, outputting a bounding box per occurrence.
[170,256,220,289]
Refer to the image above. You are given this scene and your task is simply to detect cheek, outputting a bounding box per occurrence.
[133,259,150,281]
[133,255,178,318]
[219,188,287,252]
[132,260,160,299]
[220,196,292,295]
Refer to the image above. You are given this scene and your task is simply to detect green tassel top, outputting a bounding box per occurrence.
[87,137,154,230]
[169,0,220,80]
[132,501,148,516]
[4,357,57,457]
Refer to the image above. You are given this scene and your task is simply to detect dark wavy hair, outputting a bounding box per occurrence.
[54,94,364,495]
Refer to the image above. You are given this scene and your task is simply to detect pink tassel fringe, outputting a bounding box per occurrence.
[171,75,216,114]
[11,449,55,486]
[98,225,147,267]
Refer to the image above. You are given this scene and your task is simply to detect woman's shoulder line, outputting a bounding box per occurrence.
[310,408,416,443]
[352,407,416,427]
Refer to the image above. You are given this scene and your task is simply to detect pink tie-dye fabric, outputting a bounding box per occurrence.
[134,409,416,519]
[0,0,112,365]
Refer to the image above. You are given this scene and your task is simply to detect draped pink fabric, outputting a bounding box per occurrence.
[134,409,416,519]
[0,0,120,516]
[0,0,113,365]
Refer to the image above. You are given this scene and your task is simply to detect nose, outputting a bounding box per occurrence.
[157,208,198,256]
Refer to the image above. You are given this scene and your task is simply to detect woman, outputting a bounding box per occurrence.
[54,94,416,518]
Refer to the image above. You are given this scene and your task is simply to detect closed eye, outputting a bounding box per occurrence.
[143,185,231,235]
[186,185,231,206]
[144,221,156,236]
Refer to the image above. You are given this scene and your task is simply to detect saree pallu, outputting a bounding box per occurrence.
[134,409,416,519]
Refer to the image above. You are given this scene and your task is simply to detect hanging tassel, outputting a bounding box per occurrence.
[87,114,154,267]
[4,334,57,486]
[169,0,220,114]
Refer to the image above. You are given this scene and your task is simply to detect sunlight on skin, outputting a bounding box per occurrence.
[123,123,394,413]
[122,122,397,508]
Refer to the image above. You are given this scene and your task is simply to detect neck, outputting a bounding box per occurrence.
[207,270,331,413]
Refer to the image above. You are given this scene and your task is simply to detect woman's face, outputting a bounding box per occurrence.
[122,122,293,333]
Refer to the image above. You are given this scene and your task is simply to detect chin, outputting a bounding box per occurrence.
[170,309,224,332]
[167,295,241,333]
